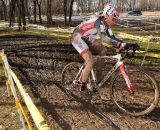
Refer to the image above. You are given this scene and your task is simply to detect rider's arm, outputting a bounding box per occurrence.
[106,27,122,42]
[94,19,121,48]
[97,28,121,48]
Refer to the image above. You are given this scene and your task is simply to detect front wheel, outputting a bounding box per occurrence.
[110,68,159,116]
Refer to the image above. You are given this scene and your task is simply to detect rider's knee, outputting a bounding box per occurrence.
[101,48,107,55]
[87,58,94,67]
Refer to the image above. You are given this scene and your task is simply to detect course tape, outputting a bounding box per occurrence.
[47,27,160,42]
[117,32,150,42]
[10,69,50,130]
[1,26,159,42]
[49,32,71,38]
[48,29,160,43]
[138,50,160,58]
[101,42,160,59]
[1,52,32,130]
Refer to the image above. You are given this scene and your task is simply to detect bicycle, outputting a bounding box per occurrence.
[61,43,159,116]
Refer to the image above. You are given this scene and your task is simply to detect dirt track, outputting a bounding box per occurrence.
[0,36,160,130]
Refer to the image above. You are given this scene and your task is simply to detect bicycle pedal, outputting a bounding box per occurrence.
[81,89,92,100]
[93,83,99,94]
[73,80,82,85]
[93,88,98,94]
[80,85,87,91]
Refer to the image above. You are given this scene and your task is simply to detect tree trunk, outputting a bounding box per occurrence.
[47,0,52,24]
[25,0,31,23]
[2,0,7,21]
[33,0,37,23]
[9,0,16,27]
[17,0,22,31]
[0,1,4,20]
[69,0,74,26]
[101,0,104,8]
[20,0,26,30]
[64,0,67,26]
[36,0,42,24]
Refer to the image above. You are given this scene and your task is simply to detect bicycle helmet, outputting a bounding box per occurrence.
[103,4,119,19]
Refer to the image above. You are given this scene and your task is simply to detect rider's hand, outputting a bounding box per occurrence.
[115,42,126,53]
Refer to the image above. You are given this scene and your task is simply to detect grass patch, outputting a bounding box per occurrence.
[0,20,8,23]
[0,27,71,41]
[0,27,12,32]
[112,25,160,37]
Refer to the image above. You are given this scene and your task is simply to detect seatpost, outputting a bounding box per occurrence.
[91,69,99,91]
[91,69,97,82]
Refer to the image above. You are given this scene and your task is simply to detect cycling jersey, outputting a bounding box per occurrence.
[72,16,120,56]
[77,16,106,38]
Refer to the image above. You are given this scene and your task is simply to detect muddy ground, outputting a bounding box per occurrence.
[0,36,160,130]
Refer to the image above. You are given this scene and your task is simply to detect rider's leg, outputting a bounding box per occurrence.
[72,33,94,90]
[80,51,94,91]
[90,40,107,83]
[81,51,94,83]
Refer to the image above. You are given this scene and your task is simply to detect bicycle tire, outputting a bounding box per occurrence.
[110,67,159,116]
[61,62,92,100]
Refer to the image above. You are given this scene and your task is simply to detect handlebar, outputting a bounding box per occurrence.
[93,43,139,61]
[120,43,140,61]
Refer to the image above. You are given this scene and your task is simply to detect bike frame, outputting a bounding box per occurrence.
[98,54,134,93]
[75,54,134,93]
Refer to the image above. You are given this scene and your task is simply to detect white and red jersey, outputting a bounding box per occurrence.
[77,17,106,38]
[72,16,120,56]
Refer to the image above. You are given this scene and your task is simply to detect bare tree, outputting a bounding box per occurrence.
[17,0,22,31]
[1,0,7,21]
[36,0,42,24]
[0,0,4,20]
[20,0,26,30]
[64,0,67,26]
[47,0,52,24]
[33,0,37,23]
[9,0,16,27]
[69,0,74,26]
[9,0,26,30]
[25,0,31,23]
[0,0,159,28]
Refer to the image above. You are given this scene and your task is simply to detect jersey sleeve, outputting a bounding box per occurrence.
[94,19,106,33]
[94,19,121,48]
[106,27,122,42]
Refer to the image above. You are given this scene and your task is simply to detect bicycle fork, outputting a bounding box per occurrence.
[120,64,134,93]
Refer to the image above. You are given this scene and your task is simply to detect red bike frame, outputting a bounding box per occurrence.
[120,63,134,93]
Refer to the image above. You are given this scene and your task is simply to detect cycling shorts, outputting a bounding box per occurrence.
[72,33,89,56]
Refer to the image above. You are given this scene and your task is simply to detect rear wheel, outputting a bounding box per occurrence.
[111,68,159,116]
[61,62,92,100]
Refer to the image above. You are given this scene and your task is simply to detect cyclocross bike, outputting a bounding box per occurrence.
[61,43,159,116]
